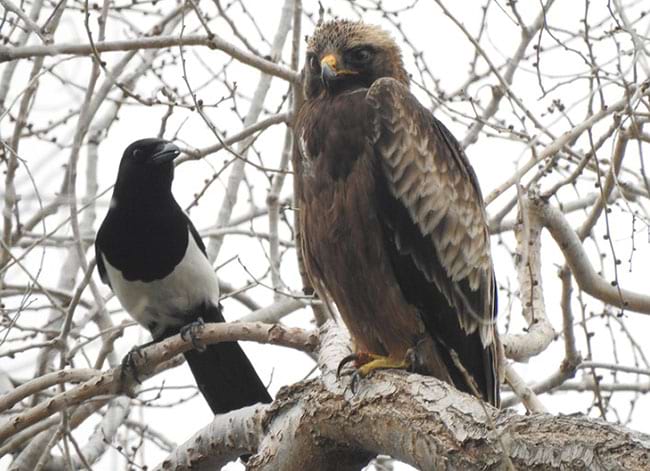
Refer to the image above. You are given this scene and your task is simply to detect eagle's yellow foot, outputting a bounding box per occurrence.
[337,352,410,392]
[358,354,410,376]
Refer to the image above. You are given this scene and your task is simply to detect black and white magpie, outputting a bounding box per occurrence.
[95,137,272,414]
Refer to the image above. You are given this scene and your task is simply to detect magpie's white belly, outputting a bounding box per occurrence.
[101,231,220,334]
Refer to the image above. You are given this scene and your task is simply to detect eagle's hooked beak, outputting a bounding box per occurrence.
[321,54,338,84]
[320,54,358,86]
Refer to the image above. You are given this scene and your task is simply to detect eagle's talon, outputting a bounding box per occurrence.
[337,352,409,392]
[356,353,410,378]
[180,317,206,352]
[405,347,418,373]
[337,353,359,378]
[350,371,363,394]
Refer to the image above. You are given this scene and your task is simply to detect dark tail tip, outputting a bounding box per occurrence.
[184,340,272,414]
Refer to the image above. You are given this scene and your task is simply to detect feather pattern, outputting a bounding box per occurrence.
[295,21,499,405]
[367,78,495,346]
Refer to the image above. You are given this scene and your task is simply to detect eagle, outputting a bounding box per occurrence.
[295,20,500,405]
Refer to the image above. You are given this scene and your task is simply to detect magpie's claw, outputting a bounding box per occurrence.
[180,317,206,352]
[121,344,148,384]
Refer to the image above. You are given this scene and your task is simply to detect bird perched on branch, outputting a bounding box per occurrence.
[295,21,500,405]
[95,138,272,414]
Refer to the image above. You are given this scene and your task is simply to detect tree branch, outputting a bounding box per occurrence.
[501,191,555,362]
[157,323,650,470]
[0,322,317,443]
[0,35,299,83]
[530,194,650,314]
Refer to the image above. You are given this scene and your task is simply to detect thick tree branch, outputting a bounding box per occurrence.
[501,192,555,362]
[158,323,650,470]
[156,404,267,470]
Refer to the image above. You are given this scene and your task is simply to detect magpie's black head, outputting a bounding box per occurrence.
[114,138,180,199]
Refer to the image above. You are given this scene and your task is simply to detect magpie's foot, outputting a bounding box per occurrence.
[180,317,206,352]
[120,342,152,384]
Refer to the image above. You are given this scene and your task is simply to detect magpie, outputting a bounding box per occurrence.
[95,138,272,414]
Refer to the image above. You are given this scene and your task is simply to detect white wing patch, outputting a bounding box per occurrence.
[299,131,317,178]
[101,230,220,338]
[298,132,312,161]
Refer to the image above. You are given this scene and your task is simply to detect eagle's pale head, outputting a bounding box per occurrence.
[303,20,409,99]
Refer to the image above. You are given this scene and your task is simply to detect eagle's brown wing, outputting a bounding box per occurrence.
[367,78,499,405]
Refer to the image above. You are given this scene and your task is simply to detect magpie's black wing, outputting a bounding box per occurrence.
[95,203,187,283]
[186,214,208,257]
[95,240,110,288]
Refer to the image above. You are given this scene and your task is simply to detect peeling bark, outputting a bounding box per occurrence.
[159,324,650,470]
[248,372,650,470]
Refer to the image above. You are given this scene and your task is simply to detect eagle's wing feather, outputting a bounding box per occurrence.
[367,78,498,403]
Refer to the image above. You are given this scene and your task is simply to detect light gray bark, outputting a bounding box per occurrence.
[159,323,650,471]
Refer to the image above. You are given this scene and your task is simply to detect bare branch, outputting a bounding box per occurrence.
[0,35,299,83]
[531,195,650,314]
[0,322,317,442]
[501,192,555,362]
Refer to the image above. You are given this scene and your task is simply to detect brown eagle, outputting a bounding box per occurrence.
[295,20,500,405]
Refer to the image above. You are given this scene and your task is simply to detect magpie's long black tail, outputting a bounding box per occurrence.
[161,304,272,414]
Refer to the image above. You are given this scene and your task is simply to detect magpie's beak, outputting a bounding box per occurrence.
[151,141,180,165]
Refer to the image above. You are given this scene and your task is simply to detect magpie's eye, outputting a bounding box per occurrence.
[308,54,319,70]
[350,47,373,63]
[132,149,147,160]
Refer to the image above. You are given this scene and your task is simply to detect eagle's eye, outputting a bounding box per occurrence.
[307,53,319,71]
[132,149,141,158]
[348,47,373,64]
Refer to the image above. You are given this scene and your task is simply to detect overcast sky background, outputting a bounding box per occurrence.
[2,0,650,469]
